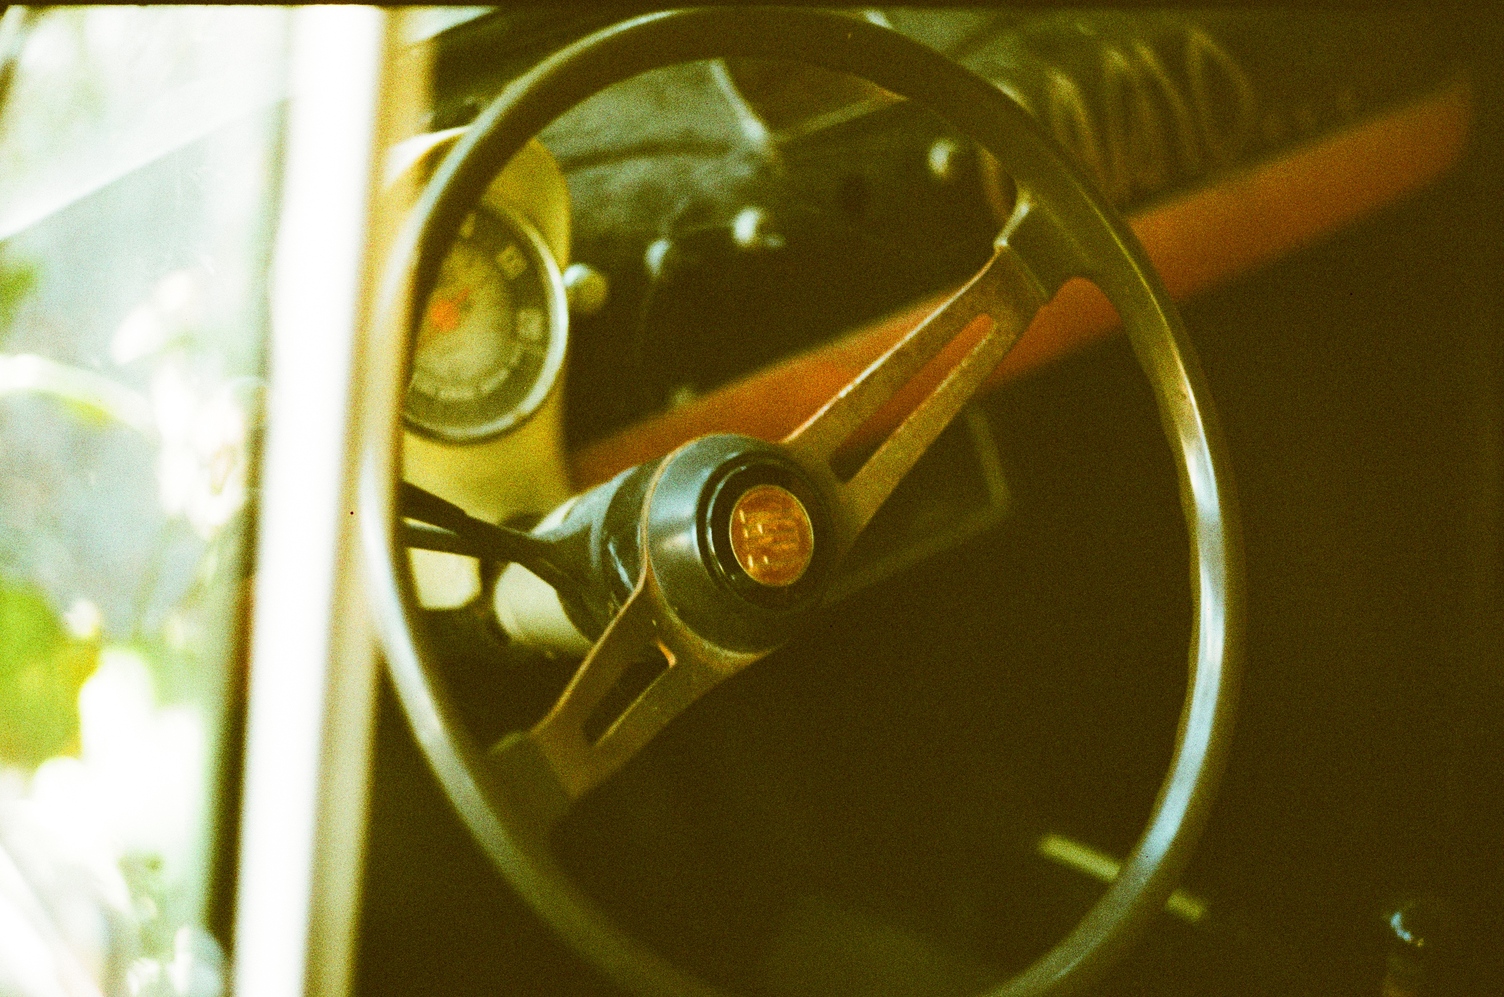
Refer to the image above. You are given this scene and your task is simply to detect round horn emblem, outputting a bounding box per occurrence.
[728,484,815,587]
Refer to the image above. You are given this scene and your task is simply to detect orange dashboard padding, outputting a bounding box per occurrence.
[571,79,1473,490]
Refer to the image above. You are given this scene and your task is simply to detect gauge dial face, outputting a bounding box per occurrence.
[404,206,568,443]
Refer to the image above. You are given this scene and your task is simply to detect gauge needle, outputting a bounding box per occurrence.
[570,79,1471,490]
[421,286,473,340]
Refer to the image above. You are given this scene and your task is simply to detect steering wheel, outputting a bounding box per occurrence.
[361,8,1242,997]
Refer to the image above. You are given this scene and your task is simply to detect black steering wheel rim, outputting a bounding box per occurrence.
[360,8,1244,996]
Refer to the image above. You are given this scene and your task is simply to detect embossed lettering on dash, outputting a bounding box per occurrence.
[1041,27,1257,207]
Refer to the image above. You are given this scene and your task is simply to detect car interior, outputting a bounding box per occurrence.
[0,7,1499,997]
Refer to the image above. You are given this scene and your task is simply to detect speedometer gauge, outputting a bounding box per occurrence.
[404,205,568,443]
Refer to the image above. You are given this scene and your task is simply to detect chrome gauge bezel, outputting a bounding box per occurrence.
[403,204,569,444]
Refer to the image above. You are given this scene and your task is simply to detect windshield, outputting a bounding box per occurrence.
[0,8,291,996]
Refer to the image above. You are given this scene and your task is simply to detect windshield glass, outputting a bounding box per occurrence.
[0,8,291,996]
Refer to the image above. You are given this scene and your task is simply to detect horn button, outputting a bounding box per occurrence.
[727,484,814,588]
[640,435,832,652]
[699,449,830,611]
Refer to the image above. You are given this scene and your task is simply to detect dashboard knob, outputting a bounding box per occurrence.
[731,206,784,250]
[1383,896,1451,997]
[562,262,608,316]
[927,136,962,182]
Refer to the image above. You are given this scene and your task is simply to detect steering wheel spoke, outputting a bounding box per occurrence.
[497,570,759,805]
[786,237,1050,553]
